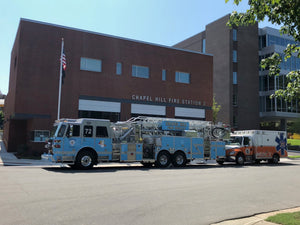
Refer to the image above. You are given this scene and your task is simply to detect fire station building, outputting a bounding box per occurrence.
[4,19,213,154]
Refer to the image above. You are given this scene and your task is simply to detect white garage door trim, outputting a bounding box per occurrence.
[79,99,121,113]
[175,107,205,118]
[131,104,166,116]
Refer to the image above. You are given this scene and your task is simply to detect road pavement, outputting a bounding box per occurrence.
[0,159,300,225]
[1,140,300,225]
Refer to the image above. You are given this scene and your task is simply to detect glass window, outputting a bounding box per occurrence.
[175,71,190,84]
[80,57,102,72]
[233,94,237,106]
[132,65,149,78]
[162,69,166,81]
[58,125,67,137]
[233,116,237,127]
[233,50,237,62]
[233,29,237,41]
[96,126,108,138]
[116,62,122,75]
[31,130,50,142]
[233,72,237,84]
[202,39,206,53]
[71,125,80,137]
[269,76,275,91]
[243,137,250,146]
[266,96,272,112]
[259,96,266,112]
[83,125,93,137]
[276,97,282,112]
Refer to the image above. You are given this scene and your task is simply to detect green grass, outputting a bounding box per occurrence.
[266,211,300,225]
[288,155,300,159]
[288,139,300,146]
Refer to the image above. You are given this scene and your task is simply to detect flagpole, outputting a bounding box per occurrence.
[57,38,64,120]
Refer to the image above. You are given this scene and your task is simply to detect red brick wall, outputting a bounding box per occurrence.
[5,19,213,153]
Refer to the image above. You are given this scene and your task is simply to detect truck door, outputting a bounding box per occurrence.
[243,137,253,161]
[82,124,95,149]
[62,124,81,162]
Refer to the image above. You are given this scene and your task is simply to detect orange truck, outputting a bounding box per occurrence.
[225,130,288,165]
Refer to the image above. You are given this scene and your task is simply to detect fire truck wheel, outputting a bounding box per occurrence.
[155,151,171,168]
[75,150,95,169]
[172,151,187,167]
[216,160,224,165]
[236,154,245,165]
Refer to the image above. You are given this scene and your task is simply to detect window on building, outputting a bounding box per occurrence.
[233,116,238,127]
[259,35,266,50]
[202,39,206,53]
[96,126,108,138]
[175,71,190,84]
[266,96,272,112]
[233,72,237,84]
[233,94,237,106]
[83,125,93,137]
[80,57,102,72]
[116,62,122,75]
[30,130,50,142]
[78,110,120,123]
[233,29,237,41]
[259,96,266,112]
[233,50,237,62]
[132,65,149,78]
[269,76,275,91]
[162,69,166,81]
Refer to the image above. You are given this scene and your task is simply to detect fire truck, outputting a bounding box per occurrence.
[42,117,229,169]
[225,130,288,165]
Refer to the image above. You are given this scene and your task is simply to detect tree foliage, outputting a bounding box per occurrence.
[212,95,221,124]
[226,0,300,101]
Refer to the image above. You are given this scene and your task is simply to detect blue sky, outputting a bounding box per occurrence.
[0,0,278,94]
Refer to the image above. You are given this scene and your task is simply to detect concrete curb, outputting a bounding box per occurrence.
[211,206,300,225]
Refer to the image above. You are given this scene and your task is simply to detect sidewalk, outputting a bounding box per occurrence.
[0,140,53,166]
[212,206,300,225]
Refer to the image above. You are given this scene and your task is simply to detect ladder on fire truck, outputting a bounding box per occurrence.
[116,116,228,140]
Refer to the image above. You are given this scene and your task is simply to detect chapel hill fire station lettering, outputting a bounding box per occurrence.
[131,95,205,106]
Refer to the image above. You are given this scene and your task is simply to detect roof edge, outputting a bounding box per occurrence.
[20,18,213,57]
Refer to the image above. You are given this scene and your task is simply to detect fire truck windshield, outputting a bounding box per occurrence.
[57,124,67,137]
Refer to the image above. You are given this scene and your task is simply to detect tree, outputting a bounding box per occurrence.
[212,95,221,124]
[288,118,300,134]
[226,0,300,101]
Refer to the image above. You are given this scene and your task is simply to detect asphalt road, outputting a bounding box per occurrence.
[1,159,300,225]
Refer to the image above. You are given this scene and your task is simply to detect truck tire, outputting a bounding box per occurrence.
[75,150,95,169]
[216,160,224,165]
[272,154,279,164]
[236,154,245,165]
[155,151,171,168]
[172,151,187,167]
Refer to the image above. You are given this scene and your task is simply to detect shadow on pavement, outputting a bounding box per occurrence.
[43,161,298,174]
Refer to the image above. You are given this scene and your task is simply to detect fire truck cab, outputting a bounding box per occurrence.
[225,130,288,165]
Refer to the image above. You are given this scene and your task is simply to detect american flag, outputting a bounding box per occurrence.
[61,50,66,84]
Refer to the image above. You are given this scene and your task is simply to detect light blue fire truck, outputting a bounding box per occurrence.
[42,117,229,169]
